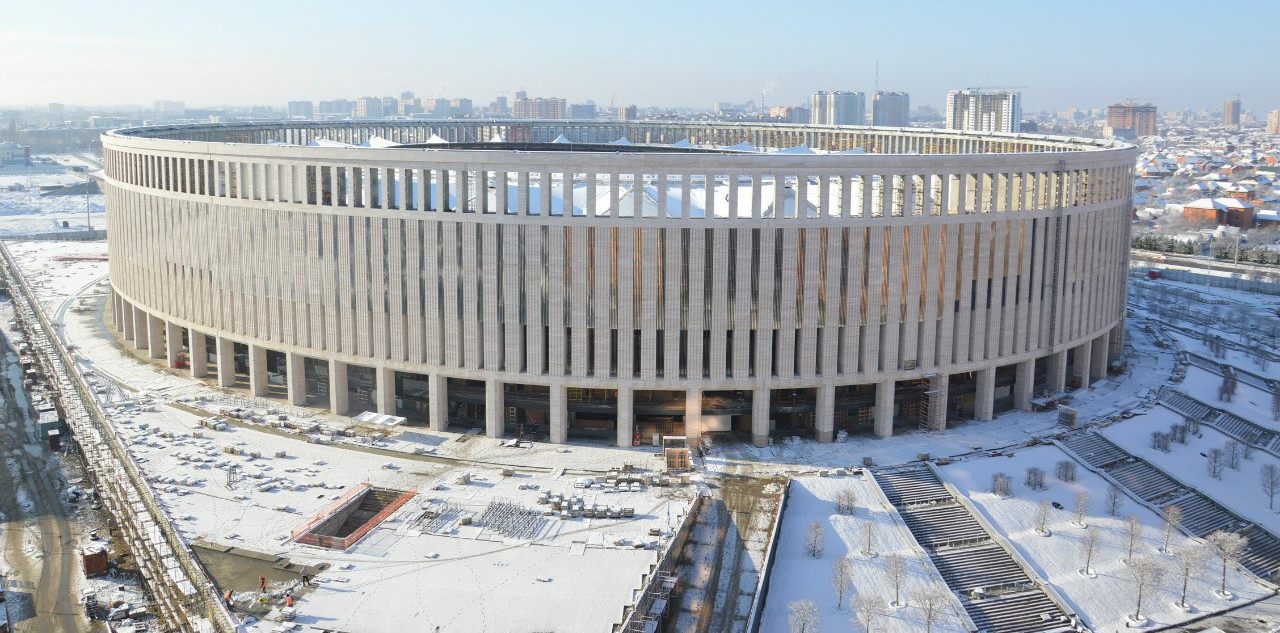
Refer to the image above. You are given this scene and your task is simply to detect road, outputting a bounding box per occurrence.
[0,339,91,632]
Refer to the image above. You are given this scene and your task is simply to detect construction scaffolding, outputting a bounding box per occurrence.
[916,374,948,432]
[0,242,237,633]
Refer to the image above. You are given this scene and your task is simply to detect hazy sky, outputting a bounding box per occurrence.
[1,0,1275,112]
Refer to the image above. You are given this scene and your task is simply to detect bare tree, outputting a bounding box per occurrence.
[851,594,889,633]
[861,518,877,557]
[911,587,956,633]
[1219,370,1238,403]
[806,521,825,558]
[1207,447,1226,480]
[1262,463,1280,511]
[1175,545,1207,610]
[1126,556,1166,622]
[1124,514,1143,563]
[1080,526,1100,577]
[1034,499,1051,536]
[1205,531,1249,598]
[991,472,1013,498]
[835,488,858,515]
[831,557,853,609]
[1055,460,1077,482]
[1105,483,1124,517]
[788,599,819,633]
[1024,467,1046,491]
[1073,491,1090,527]
[1161,505,1183,554]
[885,553,908,607]
[1225,440,1242,470]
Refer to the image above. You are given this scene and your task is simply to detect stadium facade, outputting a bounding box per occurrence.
[101,121,1135,446]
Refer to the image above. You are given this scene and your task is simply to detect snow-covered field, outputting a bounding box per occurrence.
[1180,366,1278,428]
[939,445,1270,630]
[1103,409,1280,536]
[760,476,966,633]
[0,155,105,236]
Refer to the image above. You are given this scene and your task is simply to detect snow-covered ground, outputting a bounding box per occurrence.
[0,155,105,236]
[760,476,966,633]
[1180,366,1278,428]
[938,445,1271,630]
[1103,409,1280,536]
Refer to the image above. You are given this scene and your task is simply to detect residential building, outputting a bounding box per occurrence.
[871,91,910,127]
[355,97,384,119]
[569,103,598,120]
[513,96,567,119]
[287,100,314,119]
[768,105,810,123]
[945,89,1021,133]
[0,141,30,165]
[809,91,865,126]
[618,105,638,121]
[1224,98,1242,128]
[1106,102,1157,137]
[1182,197,1255,228]
[318,99,354,116]
[1268,109,1280,134]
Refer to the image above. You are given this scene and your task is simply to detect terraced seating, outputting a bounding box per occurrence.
[1060,433,1129,469]
[1162,496,1240,536]
[963,591,1072,633]
[1158,388,1216,421]
[875,468,952,506]
[932,545,1031,593]
[898,504,989,549]
[1108,461,1184,504]
[1237,525,1280,582]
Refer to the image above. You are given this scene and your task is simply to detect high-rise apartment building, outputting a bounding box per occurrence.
[450,98,474,117]
[945,89,1021,133]
[1268,109,1280,134]
[317,99,354,117]
[1105,102,1157,138]
[871,91,910,127]
[809,91,865,126]
[769,105,810,123]
[48,102,65,123]
[513,97,567,119]
[618,105,638,121]
[287,100,314,119]
[1224,98,1242,128]
[569,103,598,120]
[355,97,384,119]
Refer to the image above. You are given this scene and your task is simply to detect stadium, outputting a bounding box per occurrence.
[100,120,1135,447]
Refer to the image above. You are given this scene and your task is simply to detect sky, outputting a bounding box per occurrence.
[0,0,1275,113]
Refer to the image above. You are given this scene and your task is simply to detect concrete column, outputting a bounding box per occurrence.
[815,385,835,442]
[1109,322,1125,361]
[927,374,950,430]
[146,315,165,359]
[874,380,895,438]
[164,321,182,367]
[617,387,634,447]
[1072,342,1092,389]
[131,306,148,350]
[1014,359,1035,411]
[751,388,770,447]
[485,379,505,439]
[375,367,396,414]
[1046,350,1067,393]
[1090,332,1110,383]
[974,367,995,422]
[428,374,448,431]
[121,299,135,341]
[329,359,349,415]
[113,293,125,333]
[248,345,269,396]
[286,352,306,406]
[549,384,568,444]
[189,331,208,378]
[215,337,236,387]
[684,389,702,443]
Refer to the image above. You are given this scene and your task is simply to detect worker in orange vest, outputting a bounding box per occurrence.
[223,590,233,609]
[284,593,295,608]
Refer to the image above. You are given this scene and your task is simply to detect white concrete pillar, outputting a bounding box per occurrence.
[189,330,208,378]
[1109,322,1125,361]
[751,388,770,447]
[428,374,448,431]
[1090,332,1110,383]
[146,314,165,359]
[131,306,148,350]
[375,367,396,414]
[927,374,950,430]
[815,385,835,442]
[113,293,125,333]
[329,359,349,415]
[617,387,634,447]
[485,379,504,439]
[248,345,269,397]
[1014,359,1035,411]
[684,389,702,443]
[215,337,236,387]
[874,380,895,438]
[286,352,306,406]
[549,384,568,444]
[974,367,995,422]
[164,321,182,367]
[1072,342,1092,389]
[1046,350,1068,393]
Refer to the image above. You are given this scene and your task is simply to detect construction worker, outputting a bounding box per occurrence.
[284,593,294,608]
[300,571,312,587]
[259,576,267,593]
[223,589,233,609]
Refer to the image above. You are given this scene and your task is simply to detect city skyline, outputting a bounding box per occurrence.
[2,0,1277,112]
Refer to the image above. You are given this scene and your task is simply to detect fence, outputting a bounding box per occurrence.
[1135,265,1280,296]
[744,480,789,633]
[293,487,416,551]
[616,494,705,633]
[0,241,237,633]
